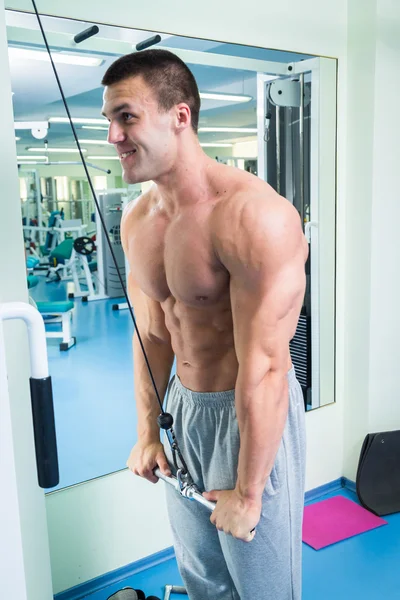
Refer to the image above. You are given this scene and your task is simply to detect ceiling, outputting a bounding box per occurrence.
[7,9,312,159]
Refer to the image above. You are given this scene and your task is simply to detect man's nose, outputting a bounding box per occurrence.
[107,121,126,145]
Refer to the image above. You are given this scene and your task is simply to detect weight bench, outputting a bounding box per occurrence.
[36,300,76,351]
[27,274,40,289]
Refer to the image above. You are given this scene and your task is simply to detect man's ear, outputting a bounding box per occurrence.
[175,103,192,132]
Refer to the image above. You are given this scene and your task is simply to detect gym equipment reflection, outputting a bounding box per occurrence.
[8,9,336,492]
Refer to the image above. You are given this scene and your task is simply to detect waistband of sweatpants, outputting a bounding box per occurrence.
[169,365,297,407]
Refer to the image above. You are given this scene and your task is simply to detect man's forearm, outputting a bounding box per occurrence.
[133,334,175,441]
[235,368,289,502]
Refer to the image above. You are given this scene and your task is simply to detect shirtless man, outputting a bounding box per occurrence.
[101,49,308,600]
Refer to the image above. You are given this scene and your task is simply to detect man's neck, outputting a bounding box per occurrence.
[154,142,217,216]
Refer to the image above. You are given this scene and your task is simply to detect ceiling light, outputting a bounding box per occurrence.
[200,143,233,148]
[8,47,103,67]
[79,139,109,145]
[27,148,87,153]
[14,121,48,130]
[88,156,120,160]
[199,127,257,133]
[17,155,47,160]
[49,117,108,125]
[82,126,109,131]
[15,136,21,141]
[200,92,252,103]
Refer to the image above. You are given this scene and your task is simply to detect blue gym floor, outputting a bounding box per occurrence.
[63,487,400,600]
[30,277,178,491]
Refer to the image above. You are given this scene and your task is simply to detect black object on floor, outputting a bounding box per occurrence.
[356,429,400,515]
[107,588,145,600]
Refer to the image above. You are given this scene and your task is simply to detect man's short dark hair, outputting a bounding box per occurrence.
[101,49,201,134]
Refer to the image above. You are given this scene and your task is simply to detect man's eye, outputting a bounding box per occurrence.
[122,113,133,122]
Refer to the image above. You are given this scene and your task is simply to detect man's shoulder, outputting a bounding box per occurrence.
[210,172,305,270]
[122,185,157,225]
[120,185,157,248]
[211,170,296,237]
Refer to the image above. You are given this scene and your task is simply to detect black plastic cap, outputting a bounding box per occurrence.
[157,412,174,430]
[74,25,99,44]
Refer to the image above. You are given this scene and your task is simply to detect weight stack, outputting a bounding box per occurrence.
[98,191,126,298]
[289,309,311,408]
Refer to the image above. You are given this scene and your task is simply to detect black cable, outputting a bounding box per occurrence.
[30,1,165,414]
[31,2,193,478]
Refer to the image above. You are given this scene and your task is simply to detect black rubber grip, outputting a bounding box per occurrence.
[29,377,59,489]
[136,35,162,51]
[74,25,99,44]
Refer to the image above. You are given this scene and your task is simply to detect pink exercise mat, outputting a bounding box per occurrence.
[302,495,388,550]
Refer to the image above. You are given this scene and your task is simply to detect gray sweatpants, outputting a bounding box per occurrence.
[162,366,306,600]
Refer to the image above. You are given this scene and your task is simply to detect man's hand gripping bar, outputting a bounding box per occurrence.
[154,468,216,512]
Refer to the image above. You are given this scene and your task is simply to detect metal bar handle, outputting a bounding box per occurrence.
[154,468,256,538]
[154,468,216,512]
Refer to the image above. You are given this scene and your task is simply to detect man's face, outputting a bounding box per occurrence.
[102,76,176,184]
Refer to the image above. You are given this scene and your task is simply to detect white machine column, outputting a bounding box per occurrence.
[0,1,56,596]
[0,302,58,600]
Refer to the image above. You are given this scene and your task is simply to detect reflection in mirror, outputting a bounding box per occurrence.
[6,8,336,491]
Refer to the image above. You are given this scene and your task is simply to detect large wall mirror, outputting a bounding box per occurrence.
[6,9,337,491]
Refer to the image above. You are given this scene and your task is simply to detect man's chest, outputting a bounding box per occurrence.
[127,210,229,307]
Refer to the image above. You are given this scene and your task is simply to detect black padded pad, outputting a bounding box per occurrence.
[107,589,138,600]
[356,430,400,516]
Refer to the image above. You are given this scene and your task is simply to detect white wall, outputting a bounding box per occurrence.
[341,0,377,477]
[368,0,400,434]
[232,140,258,157]
[7,0,347,58]
[342,0,400,477]
[45,471,171,593]
[4,0,348,593]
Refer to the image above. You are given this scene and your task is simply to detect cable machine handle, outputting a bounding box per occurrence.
[0,302,59,489]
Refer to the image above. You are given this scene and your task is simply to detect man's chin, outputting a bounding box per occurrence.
[122,170,145,185]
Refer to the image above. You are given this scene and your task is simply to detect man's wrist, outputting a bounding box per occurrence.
[137,421,160,442]
[235,481,263,507]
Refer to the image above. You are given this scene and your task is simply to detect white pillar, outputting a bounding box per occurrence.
[0,2,54,597]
